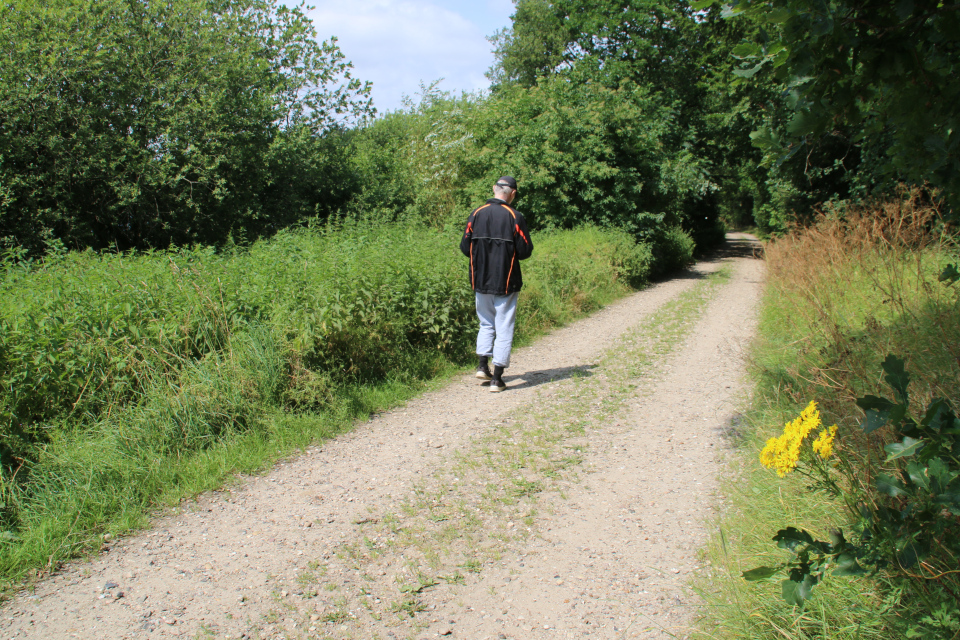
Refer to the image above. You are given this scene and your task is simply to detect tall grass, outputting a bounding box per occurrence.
[694,190,960,638]
[0,219,651,585]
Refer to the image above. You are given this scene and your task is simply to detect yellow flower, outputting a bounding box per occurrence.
[759,401,823,477]
[812,424,838,459]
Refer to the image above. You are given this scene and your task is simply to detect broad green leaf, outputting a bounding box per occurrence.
[906,461,930,491]
[787,75,815,89]
[781,573,816,607]
[888,403,908,427]
[876,474,908,497]
[720,5,744,19]
[921,399,953,431]
[939,264,960,283]
[833,552,867,577]
[749,127,779,152]
[856,395,894,412]
[786,110,822,135]
[731,43,762,59]
[773,527,813,551]
[884,437,924,461]
[810,14,835,37]
[733,62,765,78]
[766,7,793,23]
[927,458,957,492]
[857,395,902,433]
[828,530,848,548]
[742,566,780,581]
[881,355,910,405]
[690,0,717,9]
[785,88,802,110]
[861,410,892,434]
[781,579,803,606]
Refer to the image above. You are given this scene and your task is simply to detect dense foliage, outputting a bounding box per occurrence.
[4,0,957,249]
[0,0,372,253]
[701,0,960,216]
[487,1,726,239]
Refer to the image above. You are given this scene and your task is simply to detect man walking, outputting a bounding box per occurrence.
[459,176,534,392]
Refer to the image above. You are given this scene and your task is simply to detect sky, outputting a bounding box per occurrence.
[296,0,516,115]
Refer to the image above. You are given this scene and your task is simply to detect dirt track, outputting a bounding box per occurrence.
[1,233,763,640]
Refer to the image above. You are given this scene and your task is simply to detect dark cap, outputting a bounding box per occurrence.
[495,176,517,190]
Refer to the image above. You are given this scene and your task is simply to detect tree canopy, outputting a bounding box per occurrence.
[0,0,373,252]
[3,0,957,253]
[700,0,960,213]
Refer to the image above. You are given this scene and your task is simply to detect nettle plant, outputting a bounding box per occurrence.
[745,356,960,622]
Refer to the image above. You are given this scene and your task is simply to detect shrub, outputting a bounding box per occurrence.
[650,226,695,276]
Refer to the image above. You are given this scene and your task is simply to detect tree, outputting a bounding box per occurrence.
[490,0,701,97]
[705,0,960,213]
[487,0,570,87]
[0,0,373,252]
[488,1,730,244]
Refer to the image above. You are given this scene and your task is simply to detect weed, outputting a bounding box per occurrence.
[0,221,655,583]
[440,571,465,585]
[389,596,425,618]
[322,601,350,624]
[509,479,542,498]
[461,559,482,573]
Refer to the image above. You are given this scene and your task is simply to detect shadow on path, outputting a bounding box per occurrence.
[713,235,764,260]
[488,364,597,391]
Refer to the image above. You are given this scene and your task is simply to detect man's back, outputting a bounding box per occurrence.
[460,198,533,295]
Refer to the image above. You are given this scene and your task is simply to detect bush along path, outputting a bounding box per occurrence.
[0,234,763,640]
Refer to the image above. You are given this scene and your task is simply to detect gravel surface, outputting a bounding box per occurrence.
[0,233,763,640]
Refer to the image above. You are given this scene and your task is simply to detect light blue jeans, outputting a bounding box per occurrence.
[475,291,519,368]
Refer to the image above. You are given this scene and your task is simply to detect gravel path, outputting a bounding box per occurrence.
[1,233,763,640]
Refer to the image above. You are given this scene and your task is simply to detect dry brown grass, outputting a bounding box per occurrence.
[764,188,957,398]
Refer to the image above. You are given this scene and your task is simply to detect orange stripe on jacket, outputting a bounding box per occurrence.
[515,224,529,244]
[503,205,520,293]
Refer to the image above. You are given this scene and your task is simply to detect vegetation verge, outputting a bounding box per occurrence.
[693,192,960,639]
[0,219,656,590]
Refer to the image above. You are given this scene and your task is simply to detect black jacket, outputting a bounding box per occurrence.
[459,198,533,295]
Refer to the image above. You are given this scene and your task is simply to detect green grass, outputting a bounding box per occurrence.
[693,204,960,639]
[0,219,657,589]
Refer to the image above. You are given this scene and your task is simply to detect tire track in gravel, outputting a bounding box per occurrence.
[0,234,762,640]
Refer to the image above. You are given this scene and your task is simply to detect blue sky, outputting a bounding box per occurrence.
[297,0,516,114]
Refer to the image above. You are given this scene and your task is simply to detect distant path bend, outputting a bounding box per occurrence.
[1,233,764,640]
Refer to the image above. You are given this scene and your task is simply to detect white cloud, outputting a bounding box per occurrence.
[301,0,513,114]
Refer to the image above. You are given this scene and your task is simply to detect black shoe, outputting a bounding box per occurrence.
[489,365,506,392]
[475,356,492,380]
